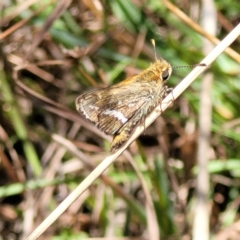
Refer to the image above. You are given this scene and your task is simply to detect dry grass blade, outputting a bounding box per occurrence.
[193,0,217,238]
[24,0,72,62]
[162,0,240,63]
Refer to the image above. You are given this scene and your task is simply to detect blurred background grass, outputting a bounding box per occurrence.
[0,0,240,239]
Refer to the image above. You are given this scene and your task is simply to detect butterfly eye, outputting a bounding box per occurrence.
[161,70,170,81]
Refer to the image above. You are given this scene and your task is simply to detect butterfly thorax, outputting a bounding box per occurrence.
[116,59,172,88]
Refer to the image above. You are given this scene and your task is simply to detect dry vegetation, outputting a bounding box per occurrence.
[0,0,240,239]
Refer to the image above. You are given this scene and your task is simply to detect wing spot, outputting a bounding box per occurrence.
[102,110,128,124]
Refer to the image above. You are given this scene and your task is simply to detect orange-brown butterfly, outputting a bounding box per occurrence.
[76,40,204,152]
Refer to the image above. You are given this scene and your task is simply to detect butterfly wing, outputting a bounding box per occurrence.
[76,78,165,136]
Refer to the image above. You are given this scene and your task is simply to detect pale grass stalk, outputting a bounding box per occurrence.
[27,23,240,240]
[192,0,217,239]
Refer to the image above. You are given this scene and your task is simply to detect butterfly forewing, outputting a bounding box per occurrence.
[77,77,165,133]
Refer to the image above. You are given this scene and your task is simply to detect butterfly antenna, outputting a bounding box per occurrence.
[151,39,158,61]
[172,63,206,69]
